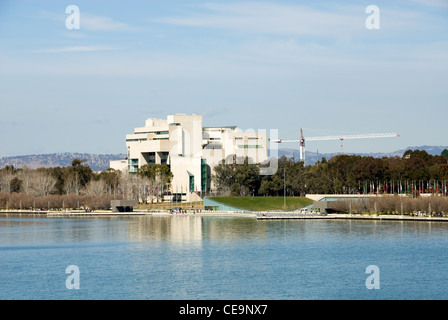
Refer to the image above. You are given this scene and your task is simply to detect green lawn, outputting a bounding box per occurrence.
[209,196,314,211]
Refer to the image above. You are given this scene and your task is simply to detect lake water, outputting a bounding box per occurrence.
[0,213,447,300]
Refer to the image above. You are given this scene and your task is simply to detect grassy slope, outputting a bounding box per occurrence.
[209,196,314,211]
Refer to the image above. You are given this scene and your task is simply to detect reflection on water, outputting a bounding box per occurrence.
[126,215,269,245]
[1,214,447,247]
[127,215,204,244]
[126,216,448,245]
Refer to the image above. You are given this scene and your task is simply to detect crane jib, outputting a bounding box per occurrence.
[272,130,400,164]
[306,133,400,142]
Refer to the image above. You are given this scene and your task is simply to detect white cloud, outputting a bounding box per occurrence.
[81,13,135,31]
[153,3,364,38]
[153,2,440,42]
[410,0,448,8]
[39,10,134,32]
[33,46,120,53]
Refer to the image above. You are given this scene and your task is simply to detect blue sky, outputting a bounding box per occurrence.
[1,0,447,157]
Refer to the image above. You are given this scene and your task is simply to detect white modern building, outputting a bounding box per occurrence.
[110,114,268,202]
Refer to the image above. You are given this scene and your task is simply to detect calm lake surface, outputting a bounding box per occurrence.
[0,213,447,300]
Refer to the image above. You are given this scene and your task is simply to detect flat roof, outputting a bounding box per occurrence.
[203,126,237,130]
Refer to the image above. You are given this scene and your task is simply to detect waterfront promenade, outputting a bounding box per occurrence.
[1,209,448,222]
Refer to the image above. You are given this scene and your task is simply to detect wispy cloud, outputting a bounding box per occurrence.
[153,3,363,38]
[81,13,135,31]
[153,2,437,41]
[410,0,448,8]
[39,10,134,32]
[33,46,120,53]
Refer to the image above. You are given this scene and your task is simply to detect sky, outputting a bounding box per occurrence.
[0,0,447,157]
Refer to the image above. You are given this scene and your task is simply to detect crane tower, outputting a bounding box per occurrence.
[273,128,400,164]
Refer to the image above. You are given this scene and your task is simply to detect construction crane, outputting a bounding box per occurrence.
[273,128,400,164]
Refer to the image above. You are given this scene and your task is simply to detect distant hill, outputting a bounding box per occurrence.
[0,153,126,171]
[1,145,447,171]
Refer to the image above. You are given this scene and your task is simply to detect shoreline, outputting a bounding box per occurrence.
[1,209,448,222]
[254,212,448,222]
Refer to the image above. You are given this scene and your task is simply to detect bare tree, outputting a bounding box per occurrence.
[64,172,81,195]
[83,179,107,196]
[18,166,34,195]
[0,166,15,193]
[33,170,57,196]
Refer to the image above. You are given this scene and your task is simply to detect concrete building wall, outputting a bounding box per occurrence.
[113,114,268,202]
[109,160,128,172]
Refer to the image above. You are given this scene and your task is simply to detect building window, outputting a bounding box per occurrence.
[143,152,155,164]
[201,159,208,192]
[237,145,263,149]
[126,138,147,142]
[160,152,169,165]
[189,175,195,192]
[128,159,138,173]
[203,143,222,149]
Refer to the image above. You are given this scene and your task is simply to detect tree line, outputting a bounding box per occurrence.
[213,149,448,197]
[0,159,173,209]
[2,149,448,209]
[330,194,448,215]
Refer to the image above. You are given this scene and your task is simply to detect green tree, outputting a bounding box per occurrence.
[353,157,384,182]
[212,161,236,194]
[10,177,22,193]
[212,156,261,196]
[152,164,173,187]
[54,158,94,195]
[404,157,428,181]
[327,155,361,194]
[442,149,448,159]
[403,149,432,164]
[305,159,332,194]
[137,163,173,198]
[71,158,93,187]
[137,164,155,180]
[97,168,121,193]
[258,179,272,196]
[235,161,260,196]
[383,156,405,182]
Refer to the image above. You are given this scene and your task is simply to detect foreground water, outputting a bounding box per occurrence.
[0,213,447,300]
